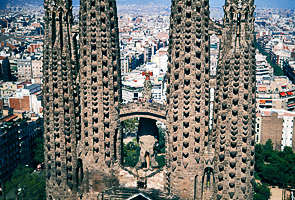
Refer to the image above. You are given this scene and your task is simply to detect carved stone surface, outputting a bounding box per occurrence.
[142,71,153,99]
[136,135,158,169]
[166,0,213,199]
[44,0,256,199]
[43,0,78,198]
[119,102,167,122]
[213,0,256,199]
[77,0,122,198]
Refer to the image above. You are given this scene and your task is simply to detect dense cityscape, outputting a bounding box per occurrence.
[0,0,295,199]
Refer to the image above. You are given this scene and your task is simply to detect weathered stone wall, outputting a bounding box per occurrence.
[117,166,166,191]
[119,102,167,122]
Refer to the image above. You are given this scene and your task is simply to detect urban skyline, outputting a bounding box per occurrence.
[1,0,295,9]
[0,0,295,199]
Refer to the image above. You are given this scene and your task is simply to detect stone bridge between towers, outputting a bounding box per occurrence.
[119,102,167,123]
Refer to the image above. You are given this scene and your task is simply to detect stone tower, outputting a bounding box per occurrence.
[77,0,122,198]
[166,0,213,199]
[43,0,257,198]
[213,0,256,199]
[43,0,79,198]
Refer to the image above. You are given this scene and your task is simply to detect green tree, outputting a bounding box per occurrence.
[255,43,284,76]
[5,165,46,200]
[255,144,264,176]
[155,127,165,154]
[253,182,271,200]
[126,140,139,151]
[154,127,166,168]
[34,137,45,164]
[255,139,295,189]
[123,141,140,167]
[155,155,165,168]
[123,118,139,135]
[263,139,274,162]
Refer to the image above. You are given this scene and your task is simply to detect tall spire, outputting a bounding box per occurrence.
[43,0,79,198]
[167,0,213,199]
[213,0,256,199]
[77,0,121,197]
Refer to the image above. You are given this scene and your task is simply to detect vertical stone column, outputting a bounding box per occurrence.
[167,0,211,199]
[78,0,121,197]
[213,0,256,199]
[43,0,78,199]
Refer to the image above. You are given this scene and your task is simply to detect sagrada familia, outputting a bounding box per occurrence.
[43,0,256,199]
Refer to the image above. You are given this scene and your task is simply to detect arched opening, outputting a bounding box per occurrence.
[114,128,118,160]
[201,167,215,199]
[194,175,198,200]
[76,158,83,188]
[85,168,89,193]
[122,117,166,169]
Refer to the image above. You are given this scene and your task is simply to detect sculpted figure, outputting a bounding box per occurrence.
[136,118,159,169]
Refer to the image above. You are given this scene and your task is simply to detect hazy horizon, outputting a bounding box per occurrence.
[83,0,295,9]
[0,0,295,10]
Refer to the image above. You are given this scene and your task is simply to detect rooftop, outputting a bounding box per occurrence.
[17,81,31,86]
[1,114,17,122]
[24,83,40,91]
[258,108,295,117]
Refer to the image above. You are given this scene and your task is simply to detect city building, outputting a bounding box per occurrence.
[210,34,220,77]
[18,117,43,165]
[283,60,295,84]
[31,57,43,83]
[256,76,295,111]
[17,56,32,81]
[256,109,295,151]
[0,121,19,185]
[0,56,11,82]
[256,52,273,83]
[121,57,129,76]
[9,84,42,115]
[0,82,18,97]
[0,110,43,186]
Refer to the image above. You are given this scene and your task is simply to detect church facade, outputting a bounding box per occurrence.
[43,0,256,199]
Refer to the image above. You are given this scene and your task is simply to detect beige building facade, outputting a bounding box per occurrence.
[256,109,295,152]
